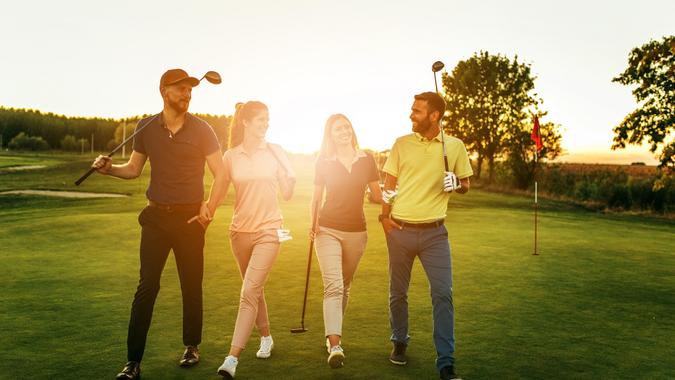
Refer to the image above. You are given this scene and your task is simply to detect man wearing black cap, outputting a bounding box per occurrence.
[91,69,226,380]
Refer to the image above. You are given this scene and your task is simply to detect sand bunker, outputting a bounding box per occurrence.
[0,190,128,198]
[1,165,47,172]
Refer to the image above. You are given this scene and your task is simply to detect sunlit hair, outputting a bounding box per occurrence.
[414,91,446,122]
[228,101,268,149]
[319,114,359,159]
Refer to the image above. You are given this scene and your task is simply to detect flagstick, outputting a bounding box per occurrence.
[533,150,539,256]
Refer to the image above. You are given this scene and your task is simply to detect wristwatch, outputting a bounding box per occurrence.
[378,214,389,222]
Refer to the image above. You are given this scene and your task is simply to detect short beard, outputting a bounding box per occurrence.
[168,98,189,114]
[412,117,432,134]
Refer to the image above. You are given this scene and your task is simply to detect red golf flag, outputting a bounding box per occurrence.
[531,116,543,151]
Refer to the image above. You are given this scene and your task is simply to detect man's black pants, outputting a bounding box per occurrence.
[127,205,205,362]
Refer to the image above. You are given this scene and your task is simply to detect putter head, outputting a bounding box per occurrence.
[201,71,222,84]
[432,61,445,73]
[290,327,308,333]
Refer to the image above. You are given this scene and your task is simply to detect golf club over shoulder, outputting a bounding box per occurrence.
[432,60,449,172]
[74,71,221,186]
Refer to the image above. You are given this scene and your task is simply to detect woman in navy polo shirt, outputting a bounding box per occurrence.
[311,114,383,368]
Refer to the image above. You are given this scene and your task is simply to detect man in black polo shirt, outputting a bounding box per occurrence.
[91,69,226,380]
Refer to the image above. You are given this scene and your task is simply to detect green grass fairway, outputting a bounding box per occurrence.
[1,152,674,379]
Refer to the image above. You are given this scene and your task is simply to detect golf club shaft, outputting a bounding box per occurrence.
[74,70,220,186]
[298,239,314,327]
[74,113,159,186]
[296,201,321,330]
[433,71,449,172]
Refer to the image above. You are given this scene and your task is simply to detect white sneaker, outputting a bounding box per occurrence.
[217,355,238,378]
[327,345,345,368]
[256,335,274,359]
[326,337,342,354]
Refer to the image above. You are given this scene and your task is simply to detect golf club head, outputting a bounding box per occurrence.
[432,61,445,73]
[290,327,308,333]
[201,71,222,84]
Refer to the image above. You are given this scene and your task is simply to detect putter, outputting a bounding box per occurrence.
[432,61,449,172]
[74,71,222,186]
[290,201,321,333]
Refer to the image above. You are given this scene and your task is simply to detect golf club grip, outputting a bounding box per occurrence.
[74,167,96,186]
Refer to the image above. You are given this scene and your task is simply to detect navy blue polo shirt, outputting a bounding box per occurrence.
[314,151,380,232]
[132,112,220,204]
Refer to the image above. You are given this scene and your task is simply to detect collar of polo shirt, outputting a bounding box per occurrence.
[327,149,367,162]
[234,140,269,155]
[414,131,444,142]
[157,112,195,135]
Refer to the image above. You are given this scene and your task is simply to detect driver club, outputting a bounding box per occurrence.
[74,71,222,186]
[431,61,449,172]
[199,71,222,85]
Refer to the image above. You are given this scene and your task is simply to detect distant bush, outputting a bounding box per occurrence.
[8,132,49,151]
[60,134,89,152]
[474,161,674,214]
[538,164,673,213]
[60,135,78,151]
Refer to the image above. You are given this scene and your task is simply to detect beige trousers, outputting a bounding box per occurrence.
[314,226,367,337]
[229,229,280,349]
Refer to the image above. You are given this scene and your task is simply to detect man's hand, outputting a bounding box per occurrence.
[188,202,212,230]
[443,171,461,193]
[187,216,210,230]
[381,216,402,235]
[92,155,112,174]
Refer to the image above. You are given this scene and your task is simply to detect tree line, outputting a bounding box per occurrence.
[439,34,673,192]
[0,107,231,153]
[2,34,671,194]
[431,36,673,213]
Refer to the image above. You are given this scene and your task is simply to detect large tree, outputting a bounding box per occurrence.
[442,51,538,182]
[612,35,675,170]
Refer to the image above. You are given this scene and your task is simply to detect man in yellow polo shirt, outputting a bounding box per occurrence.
[380,91,472,380]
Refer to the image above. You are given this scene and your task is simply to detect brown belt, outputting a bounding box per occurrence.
[147,200,201,212]
[392,218,445,229]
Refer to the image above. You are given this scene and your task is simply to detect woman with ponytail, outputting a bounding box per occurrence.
[216,101,296,378]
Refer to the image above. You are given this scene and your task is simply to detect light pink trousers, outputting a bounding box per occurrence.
[229,229,280,349]
[314,226,367,337]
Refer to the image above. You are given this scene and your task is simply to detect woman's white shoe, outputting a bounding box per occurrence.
[217,355,238,378]
[327,345,345,368]
[256,335,274,359]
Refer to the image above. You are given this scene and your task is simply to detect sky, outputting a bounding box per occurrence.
[1,0,673,164]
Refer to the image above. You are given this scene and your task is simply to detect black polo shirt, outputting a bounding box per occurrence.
[314,151,380,232]
[132,112,220,204]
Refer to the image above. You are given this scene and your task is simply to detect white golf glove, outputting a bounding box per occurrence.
[276,229,293,243]
[382,190,398,205]
[443,171,461,193]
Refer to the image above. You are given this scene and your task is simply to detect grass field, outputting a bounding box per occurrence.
[1,152,674,380]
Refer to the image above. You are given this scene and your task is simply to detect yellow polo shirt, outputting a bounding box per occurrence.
[383,132,473,222]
